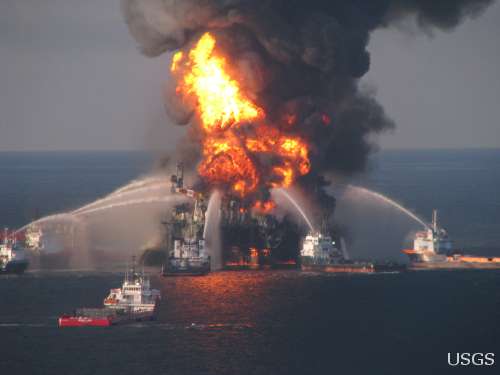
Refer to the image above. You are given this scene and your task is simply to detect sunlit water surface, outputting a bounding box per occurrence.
[1,270,499,375]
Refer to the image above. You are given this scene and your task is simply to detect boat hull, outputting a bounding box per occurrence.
[0,260,29,275]
[409,261,500,270]
[59,316,112,327]
[300,255,377,273]
[301,264,374,273]
[373,263,407,273]
[58,309,156,327]
[162,261,210,276]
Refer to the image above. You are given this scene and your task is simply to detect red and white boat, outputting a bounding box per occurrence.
[59,259,161,327]
[403,210,500,270]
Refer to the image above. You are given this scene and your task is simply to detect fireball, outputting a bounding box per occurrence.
[171,32,311,198]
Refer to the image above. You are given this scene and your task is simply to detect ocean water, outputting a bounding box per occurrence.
[1,270,499,375]
[1,149,499,374]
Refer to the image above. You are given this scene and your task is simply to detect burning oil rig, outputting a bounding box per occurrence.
[152,32,345,273]
[218,197,303,269]
[161,163,306,274]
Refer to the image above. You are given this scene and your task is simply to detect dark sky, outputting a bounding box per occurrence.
[1,0,499,151]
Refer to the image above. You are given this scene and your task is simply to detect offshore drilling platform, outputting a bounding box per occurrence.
[160,163,407,276]
[162,163,305,275]
[219,196,302,269]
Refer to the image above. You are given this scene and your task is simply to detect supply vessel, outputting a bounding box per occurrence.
[403,210,500,270]
[0,229,29,274]
[59,258,161,327]
[300,231,375,273]
[300,230,406,273]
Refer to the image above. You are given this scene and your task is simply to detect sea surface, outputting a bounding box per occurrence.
[1,149,499,374]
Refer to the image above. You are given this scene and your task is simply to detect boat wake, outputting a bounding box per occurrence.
[0,322,49,328]
[123,322,256,331]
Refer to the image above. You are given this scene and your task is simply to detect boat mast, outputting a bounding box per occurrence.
[432,209,438,233]
[131,255,137,280]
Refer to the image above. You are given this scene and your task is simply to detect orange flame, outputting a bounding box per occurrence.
[198,132,258,196]
[172,33,262,133]
[253,200,277,214]
[171,32,310,197]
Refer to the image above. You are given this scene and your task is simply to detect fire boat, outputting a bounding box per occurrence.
[300,231,376,273]
[403,210,500,270]
[0,228,29,275]
[59,258,161,327]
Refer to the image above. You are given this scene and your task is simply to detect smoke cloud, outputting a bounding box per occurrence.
[121,0,493,201]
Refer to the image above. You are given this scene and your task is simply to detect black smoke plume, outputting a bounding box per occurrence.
[121,0,493,205]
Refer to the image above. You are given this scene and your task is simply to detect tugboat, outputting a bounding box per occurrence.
[162,164,210,276]
[0,228,29,275]
[59,258,161,327]
[300,232,375,273]
[300,232,405,273]
[403,210,500,270]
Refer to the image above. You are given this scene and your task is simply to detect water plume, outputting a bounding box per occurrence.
[112,175,168,194]
[75,196,186,217]
[16,175,168,233]
[333,184,429,260]
[342,185,428,229]
[272,188,314,232]
[15,213,82,234]
[203,191,222,271]
[72,182,168,214]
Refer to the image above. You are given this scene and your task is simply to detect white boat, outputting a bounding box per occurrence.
[103,259,161,313]
[0,228,29,274]
[300,231,406,273]
[403,210,500,269]
[300,231,374,273]
[59,259,161,327]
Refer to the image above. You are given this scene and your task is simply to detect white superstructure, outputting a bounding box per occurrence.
[173,238,207,259]
[405,210,453,262]
[300,232,345,262]
[104,262,160,312]
[0,228,29,273]
[403,209,500,269]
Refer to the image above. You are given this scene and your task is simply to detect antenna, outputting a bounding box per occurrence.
[125,257,129,282]
[131,255,137,278]
[432,209,438,233]
[177,162,184,189]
